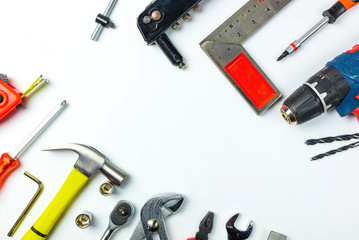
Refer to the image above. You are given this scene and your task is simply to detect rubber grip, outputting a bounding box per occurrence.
[339,0,359,10]
[21,168,89,240]
[0,153,20,188]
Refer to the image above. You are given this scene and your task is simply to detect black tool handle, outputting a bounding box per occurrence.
[323,0,359,23]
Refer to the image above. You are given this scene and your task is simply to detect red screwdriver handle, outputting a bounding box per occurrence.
[187,238,196,240]
[0,153,20,187]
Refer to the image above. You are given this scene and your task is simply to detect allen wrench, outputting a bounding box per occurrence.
[8,171,43,237]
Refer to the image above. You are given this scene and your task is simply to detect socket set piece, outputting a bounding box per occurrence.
[100,182,114,196]
[8,172,43,237]
[137,0,202,69]
[75,211,93,229]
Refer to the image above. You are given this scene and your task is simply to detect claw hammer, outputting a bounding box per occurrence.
[21,143,127,240]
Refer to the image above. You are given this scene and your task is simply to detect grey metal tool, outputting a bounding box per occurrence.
[11,100,67,159]
[100,200,134,240]
[267,231,287,240]
[311,141,359,161]
[129,193,184,240]
[306,133,359,145]
[91,0,118,41]
[7,172,43,237]
[200,0,291,115]
[226,213,253,240]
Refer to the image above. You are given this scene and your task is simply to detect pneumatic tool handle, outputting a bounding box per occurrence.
[22,168,89,240]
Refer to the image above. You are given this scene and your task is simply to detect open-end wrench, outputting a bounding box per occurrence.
[100,200,134,240]
[130,193,184,240]
[226,214,253,240]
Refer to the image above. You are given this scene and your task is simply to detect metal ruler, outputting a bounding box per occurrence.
[200,0,291,115]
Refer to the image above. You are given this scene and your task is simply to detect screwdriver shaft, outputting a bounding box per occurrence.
[277,17,329,61]
[10,100,67,159]
[298,17,329,46]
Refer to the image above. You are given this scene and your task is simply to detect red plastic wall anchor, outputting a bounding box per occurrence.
[0,80,23,120]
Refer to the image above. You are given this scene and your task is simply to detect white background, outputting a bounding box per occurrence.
[0,0,358,239]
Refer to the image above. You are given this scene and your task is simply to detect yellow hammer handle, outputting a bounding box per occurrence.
[21,168,89,240]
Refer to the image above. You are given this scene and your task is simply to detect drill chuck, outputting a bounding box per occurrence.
[281,65,350,125]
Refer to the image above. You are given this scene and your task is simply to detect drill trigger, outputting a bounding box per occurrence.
[351,106,359,122]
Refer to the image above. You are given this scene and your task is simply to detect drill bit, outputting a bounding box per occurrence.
[311,141,359,161]
[306,133,359,145]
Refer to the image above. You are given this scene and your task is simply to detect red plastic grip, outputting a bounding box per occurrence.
[0,153,20,188]
[187,238,196,240]
[0,80,22,120]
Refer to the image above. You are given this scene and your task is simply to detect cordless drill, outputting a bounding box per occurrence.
[281,45,359,125]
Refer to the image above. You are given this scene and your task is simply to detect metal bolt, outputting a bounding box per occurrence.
[151,10,162,21]
[172,22,180,30]
[75,211,93,229]
[147,219,159,232]
[193,4,201,12]
[182,13,191,21]
[143,15,151,24]
[100,182,114,196]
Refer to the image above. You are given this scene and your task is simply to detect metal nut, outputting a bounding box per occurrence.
[193,4,201,12]
[75,211,93,229]
[100,182,114,196]
[172,22,180,30]
[182,13,191,21]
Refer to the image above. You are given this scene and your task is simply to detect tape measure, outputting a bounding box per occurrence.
[200,0,292,115]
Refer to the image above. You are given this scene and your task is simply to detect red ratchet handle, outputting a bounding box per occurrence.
[0,153,20,187]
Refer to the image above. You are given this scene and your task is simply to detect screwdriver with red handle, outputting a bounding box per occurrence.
[277,0,359,61]
[0,100,67,187]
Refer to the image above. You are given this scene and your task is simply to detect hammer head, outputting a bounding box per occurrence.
[43,143,126,186]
